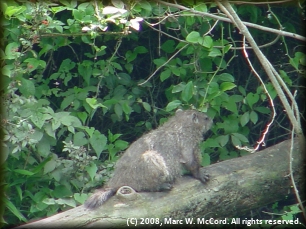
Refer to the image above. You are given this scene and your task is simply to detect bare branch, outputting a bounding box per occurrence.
[138,44,189,86]
[155,0,306,42]
[216,1,303,138]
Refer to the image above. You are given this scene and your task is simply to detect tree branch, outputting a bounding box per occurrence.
[16,139,304,228]
[155,0,306,42]
[216,1,303,138]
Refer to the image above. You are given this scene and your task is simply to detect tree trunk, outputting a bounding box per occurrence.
[16,138,305,228]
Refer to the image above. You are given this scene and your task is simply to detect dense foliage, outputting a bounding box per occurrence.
[1,0,305,226]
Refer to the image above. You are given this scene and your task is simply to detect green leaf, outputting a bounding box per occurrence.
[289,57,299,70]
[220,82,236,91]
[42,198,56,205]
[166,100,182,111]
[81,35,91,44]
[299,55,306,66]
[254,106,270,114]
[60,95,74,110]
[161,40,175,53]
[30,111,45,129]
[56,198,76,207]
[125,63,133,73]
[250,111,258,124]
[134,46,148,54]
[72,9,83,21]
[201,153,210,166]
[73,132,88,146]
[51,116,61,130]
[74,193,88,204]
[240,112,249,127]
[86,163,98,181]
[232,133,249,143]
[246,92,259,108]
[279,70,292,86]
[59,58,75,72]
[142,102,151,111]
[44,160,56,174]
[122,101,132,115]
[13,169,34,176]
[215,135,229,147]
[52,185,73,198]
[223,99,238,115]
[78,61,93,86]
[194,3,207,12]
[4,198,27,222]
[218,73,235,82]
[172,83,185,93]
[45,123,56,138]
[111,62,123,70]
[24,58,46,72]
[112,0,125,9]
[2,65,12,77]
[145,121,152,130]
[114,140,129,150]
[208,48,222,57]
[114,103,123,117]
[31,130,43,142]
[231,134,241,146]
[50,6,68,14]
[4,5,26,18]
[4,42,19,60]
[201,138,220,148]
[153,58,167,66]
[137,1,152,11]
[170,66,180,76]
[108,130,122,143]
[84,126,95,138]
[59,114,82,127]
[61,0,77,9]
[288,205,302,214]
[37,137,52,157]
[160,69,171,82]
[18,78,35,97]
[238,86,246,96]
[181,81,193,102]
[89,130,107,158]
[218,116,239,133]
[77,112,88,125]
[199,36,213,49]
[186,31,200,43]
[230,95,243,102]
[125,50,137,63]
[185,14,195,26]
[223,44,232,53]
[55,26,63,33]
[85,98,106,109]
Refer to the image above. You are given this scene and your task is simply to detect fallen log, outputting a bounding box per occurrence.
[17,138,305,228]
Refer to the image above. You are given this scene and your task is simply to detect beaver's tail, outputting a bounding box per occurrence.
[84,188,116,209]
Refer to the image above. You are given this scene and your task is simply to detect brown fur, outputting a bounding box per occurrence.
[84,109,213,209]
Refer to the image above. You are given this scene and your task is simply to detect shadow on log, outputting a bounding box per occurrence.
[16,138,305,228]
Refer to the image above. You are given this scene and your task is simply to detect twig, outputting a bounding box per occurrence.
[241,36,276,153]
[217,0,303,137]
[144,21,187,43]
[138,44,188,86]
[289,91,306,219]
[155,0,306,42]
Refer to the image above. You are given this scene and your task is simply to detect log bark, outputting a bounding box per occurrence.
[16,138,305,228]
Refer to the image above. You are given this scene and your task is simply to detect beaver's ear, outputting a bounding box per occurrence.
[192,112,199,123]
[175,109,183,114]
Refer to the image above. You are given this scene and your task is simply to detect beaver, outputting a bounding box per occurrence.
[84,109,213,209]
